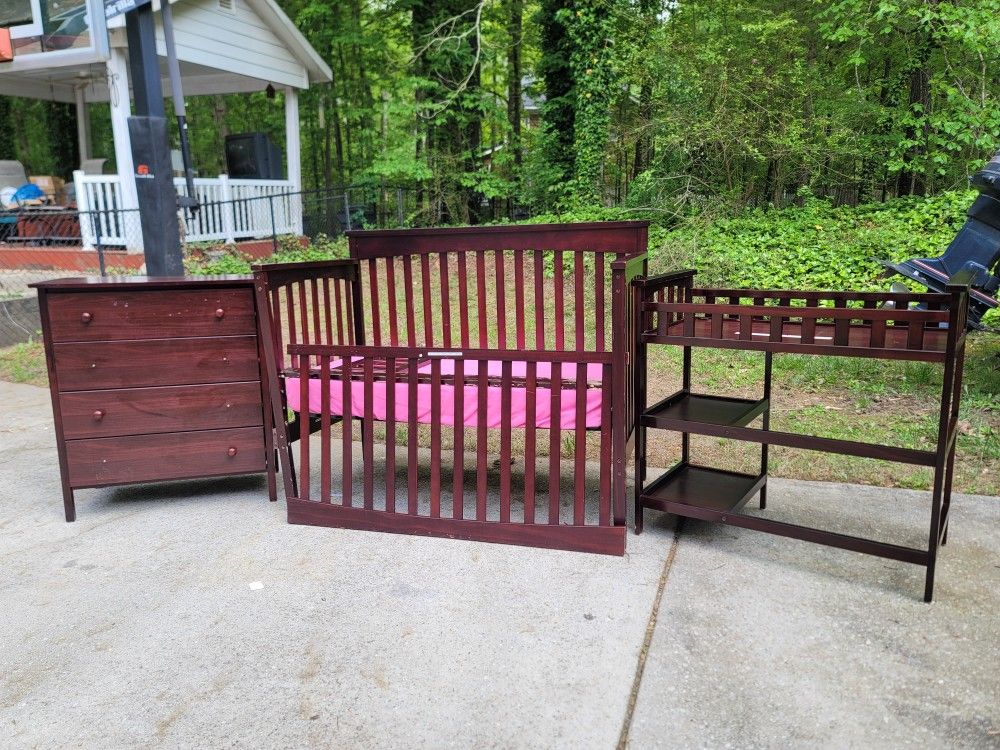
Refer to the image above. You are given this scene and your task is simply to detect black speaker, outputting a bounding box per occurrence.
[224,132,284,180]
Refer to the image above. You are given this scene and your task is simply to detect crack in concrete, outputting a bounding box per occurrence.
[617,518,685,750]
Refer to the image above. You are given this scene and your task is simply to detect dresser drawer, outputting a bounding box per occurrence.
[53,335,261,391]
[65,427,266,487]
[46,288,255,342]
[59,382,263,439]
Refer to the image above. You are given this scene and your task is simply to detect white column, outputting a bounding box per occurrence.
[107,44,142,251]
[284,86,303,234]
[74,170,96,250]
[74,86,90,163]
[219,173,236,244]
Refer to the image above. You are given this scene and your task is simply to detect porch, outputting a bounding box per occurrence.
[0,0,331,251]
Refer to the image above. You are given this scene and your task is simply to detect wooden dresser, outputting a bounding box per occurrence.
[31,276,276,521]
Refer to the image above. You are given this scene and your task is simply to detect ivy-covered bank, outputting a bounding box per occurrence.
[189,190,988,318]
[650,190,975,292]
[526,190,990,320]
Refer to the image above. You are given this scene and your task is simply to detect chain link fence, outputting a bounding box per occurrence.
[0,185,432,347]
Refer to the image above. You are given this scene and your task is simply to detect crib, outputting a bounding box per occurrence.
[254,222,648,554]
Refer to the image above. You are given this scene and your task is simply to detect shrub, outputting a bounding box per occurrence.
[650,190,974,291]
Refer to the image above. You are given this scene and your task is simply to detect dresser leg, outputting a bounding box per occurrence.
[63,486,76,522]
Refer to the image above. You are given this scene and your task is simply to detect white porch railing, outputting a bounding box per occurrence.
[74,171,301,251]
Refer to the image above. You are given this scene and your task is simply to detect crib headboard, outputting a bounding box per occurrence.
[346,222,649,353]
[252,259,364,374]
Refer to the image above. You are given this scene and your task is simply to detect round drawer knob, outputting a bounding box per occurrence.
[93,410,104,421]
[215,308,226,319]
[227,447,238,457]
[81,312,92,324]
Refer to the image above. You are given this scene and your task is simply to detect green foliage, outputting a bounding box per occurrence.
[0,0,996,218]
[184,234,349,276]
[653,190,974,290]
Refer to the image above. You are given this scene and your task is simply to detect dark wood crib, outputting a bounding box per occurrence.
[254,222,648,554]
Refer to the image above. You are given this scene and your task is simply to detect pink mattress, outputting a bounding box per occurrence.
[286,358,606,429]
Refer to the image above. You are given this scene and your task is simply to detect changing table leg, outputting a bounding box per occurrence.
[760,351,773,509]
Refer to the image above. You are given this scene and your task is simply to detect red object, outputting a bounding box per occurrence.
[0,28,13,62]
[30,276,278,521]
[254,222,649,554]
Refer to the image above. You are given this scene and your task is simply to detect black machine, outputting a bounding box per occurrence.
[883,149,1000,329]
[225,133,285,180]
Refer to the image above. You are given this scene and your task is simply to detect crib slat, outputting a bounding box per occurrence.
[458,253,470,347]
[476,361,488,520]
[321,278,332,345]
[297,282,309,364]
[342,358,352,506]
[534,250,545,349]
[476,250,488,347]
[574,362,586,525]
[320,355,331,503]
[430,358,441,518]
[271,288,284,370]
[368,259,381,346]
[407,357,418,514]
[363,358,374,510]
[440,253,452,347]
[386,257,399,346]
[420,253,433,345]
[385,359,396,513]
[298,357,309,501]
[500,360,512,523]
[333,276,345,345]
[549,361,562,524]
[286,285,297,367]
[514,249,526,349]
[310,279,321,348]
[599,363,612,526]
[402,255,416,347]
[595,253,606,351]
[554,251,565,349]
[575,253,585,350]
[524,361,537,524]
[453,359,465,520]
[495,250,507,349]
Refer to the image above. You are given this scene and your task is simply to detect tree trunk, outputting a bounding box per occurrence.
[506,0,523,170]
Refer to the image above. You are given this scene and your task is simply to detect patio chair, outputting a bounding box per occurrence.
[0,160,28,192]
[79,158,106,175]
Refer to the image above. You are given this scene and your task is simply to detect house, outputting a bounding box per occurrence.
[0,0,331,250]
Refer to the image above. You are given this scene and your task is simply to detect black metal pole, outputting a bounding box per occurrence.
[160,0,198,213]
[124,3,184,276]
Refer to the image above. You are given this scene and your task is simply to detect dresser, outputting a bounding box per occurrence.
[31,276,276,521]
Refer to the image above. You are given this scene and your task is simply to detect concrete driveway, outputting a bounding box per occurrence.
[1,380,997,749]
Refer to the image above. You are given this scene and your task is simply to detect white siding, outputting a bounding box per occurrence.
[156,0,308,88]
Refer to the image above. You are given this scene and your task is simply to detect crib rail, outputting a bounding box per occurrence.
[282,344,623,554]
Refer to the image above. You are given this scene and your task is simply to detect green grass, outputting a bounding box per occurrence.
[0,340,46,387]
